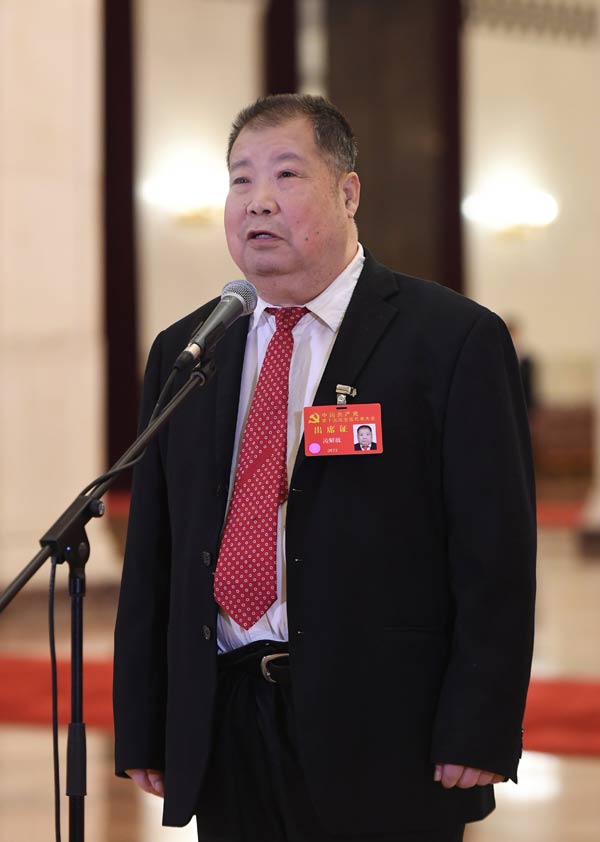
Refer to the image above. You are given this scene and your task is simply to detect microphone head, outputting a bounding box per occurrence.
[221,280,258,316]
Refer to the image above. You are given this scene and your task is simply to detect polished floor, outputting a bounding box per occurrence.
[1,525,600,841]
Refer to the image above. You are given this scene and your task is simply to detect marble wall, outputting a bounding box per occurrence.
[462,9,600,405]
[0,0,117,586]
[0,0,268,588]
[135,0,267,367]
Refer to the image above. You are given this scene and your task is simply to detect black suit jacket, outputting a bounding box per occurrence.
[354,442,377,450]
[114,251,536,833]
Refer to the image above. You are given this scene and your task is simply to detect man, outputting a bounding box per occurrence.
[114,94,536,842]
[354,424,377,450]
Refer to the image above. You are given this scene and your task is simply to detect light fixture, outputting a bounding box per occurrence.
[462,169,559,234]
[140,147,229,223]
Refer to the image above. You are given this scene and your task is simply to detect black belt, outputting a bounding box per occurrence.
[218,639,291,686]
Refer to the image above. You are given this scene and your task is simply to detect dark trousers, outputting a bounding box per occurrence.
[195,641,465,842]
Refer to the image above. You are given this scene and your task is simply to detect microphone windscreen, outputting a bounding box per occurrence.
[221,280,258,316]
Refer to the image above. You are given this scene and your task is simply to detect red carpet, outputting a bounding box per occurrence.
[536,500,584,528]
[2,658,600,757]
[523,678,600,756]
[0,656,113,732]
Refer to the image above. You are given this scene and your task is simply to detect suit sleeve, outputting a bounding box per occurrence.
[113,332,172,776]
[431,310,536,781]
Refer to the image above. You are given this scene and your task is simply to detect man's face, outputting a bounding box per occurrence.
[224,117,359,305]
[358,426,372,446]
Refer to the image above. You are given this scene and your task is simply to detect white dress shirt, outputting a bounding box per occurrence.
[217,244,365,652]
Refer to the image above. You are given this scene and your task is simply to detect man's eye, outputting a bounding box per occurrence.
[279,170,296,178]
[232,176,249,185]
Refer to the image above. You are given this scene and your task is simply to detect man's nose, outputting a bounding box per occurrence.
[246,190,277,215]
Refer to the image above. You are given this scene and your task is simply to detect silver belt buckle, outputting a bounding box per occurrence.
[260,652,288,684]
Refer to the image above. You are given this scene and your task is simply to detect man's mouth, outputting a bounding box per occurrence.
[247,230,279,240]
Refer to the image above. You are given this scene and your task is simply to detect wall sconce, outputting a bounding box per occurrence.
[462,170,559,235]
[139,148,229,224]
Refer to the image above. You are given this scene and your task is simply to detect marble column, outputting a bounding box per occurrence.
[0,0,117,588]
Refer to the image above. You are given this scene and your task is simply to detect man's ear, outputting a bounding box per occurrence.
[342,172,360,218]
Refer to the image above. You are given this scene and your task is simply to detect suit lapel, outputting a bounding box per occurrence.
[292,253,401,479]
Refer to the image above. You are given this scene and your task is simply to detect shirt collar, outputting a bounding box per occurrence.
[249,244,365,333]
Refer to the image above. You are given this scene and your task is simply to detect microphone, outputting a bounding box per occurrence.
[173,280,258,371]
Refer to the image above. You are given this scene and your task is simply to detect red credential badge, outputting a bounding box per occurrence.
[303,404,383,456]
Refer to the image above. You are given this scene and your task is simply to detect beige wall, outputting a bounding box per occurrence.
[462,14,600,404]
[135,0,267,366]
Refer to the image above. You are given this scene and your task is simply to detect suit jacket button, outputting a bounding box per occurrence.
[202,551,212,567]
[202,625,212,640]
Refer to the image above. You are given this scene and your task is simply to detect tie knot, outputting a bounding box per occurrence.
[267,306,309,332]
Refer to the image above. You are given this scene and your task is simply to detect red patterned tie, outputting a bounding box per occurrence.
[214,306,309,629]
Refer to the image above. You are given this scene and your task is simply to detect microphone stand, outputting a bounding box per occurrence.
[0,357,216,842]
